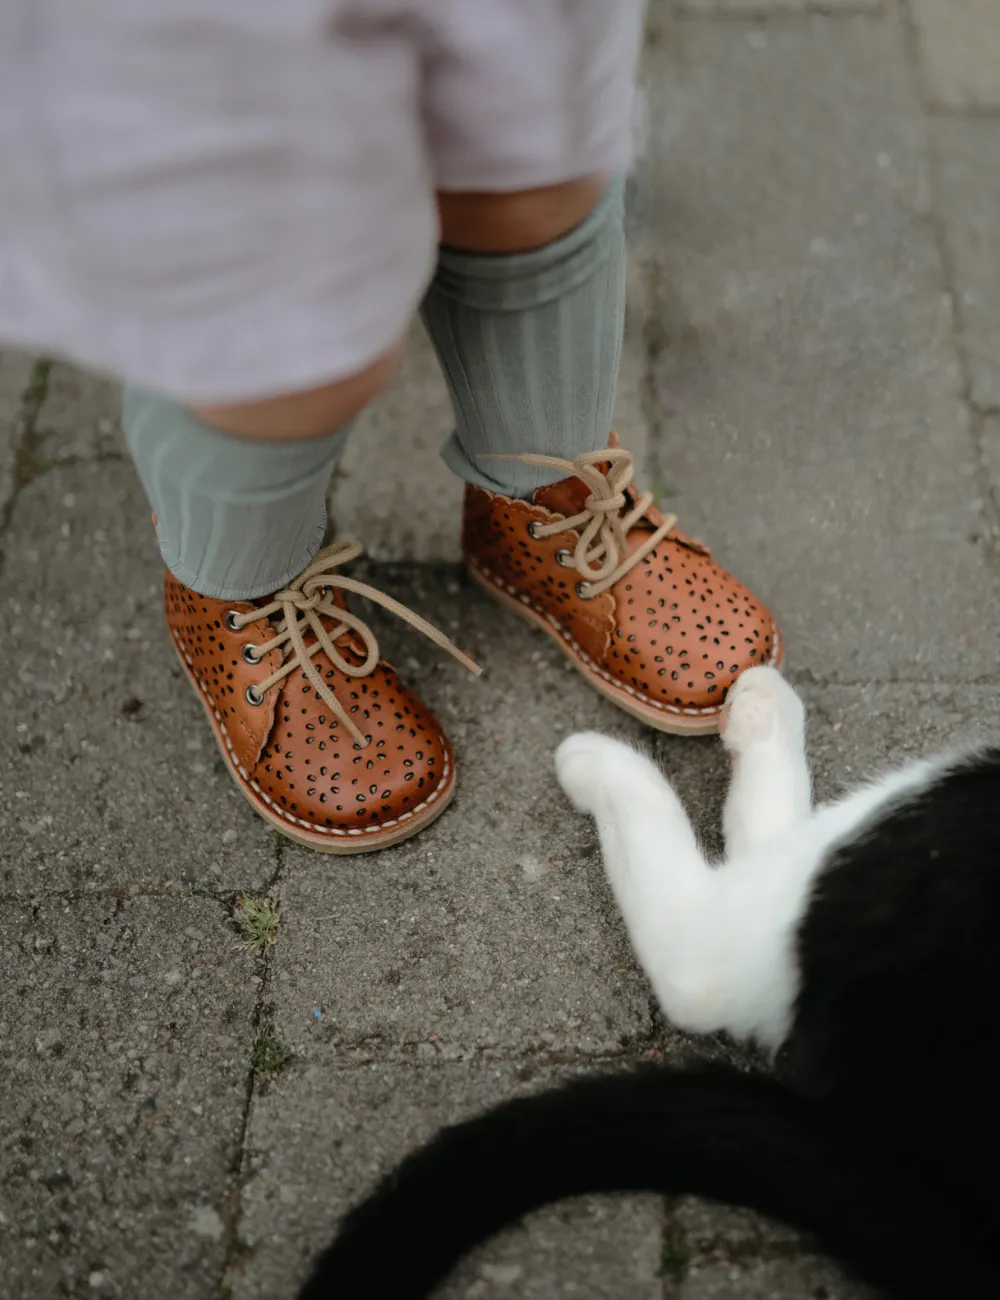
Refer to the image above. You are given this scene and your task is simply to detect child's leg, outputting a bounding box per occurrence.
[123,351,400,602]
[419,1,646,500]
[122,362,476,852]
[424,175,627,499]
[418,1,782,740]
[0,7,488,853]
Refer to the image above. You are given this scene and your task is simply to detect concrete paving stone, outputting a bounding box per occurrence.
[330,258,652,565]
[33,362,125,463]
[677,1254,874,1299]
[931,118,1000,411]
[265,564,655,1063]
[794,679,1000,801]
[636,14,1000,683]
[232,1060,663,1300]
[910,0,1000,110]
[0,894,255,1300]
[0,460,276,894]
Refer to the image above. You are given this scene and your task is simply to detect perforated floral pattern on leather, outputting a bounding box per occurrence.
[165,578,279,772]
[164,572,453,841]
[252,660,450,833]
[462,489,616,664]
[463,481,778,717]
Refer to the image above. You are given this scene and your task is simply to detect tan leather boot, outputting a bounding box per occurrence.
[463,441,781,734]
[165,542,479,852]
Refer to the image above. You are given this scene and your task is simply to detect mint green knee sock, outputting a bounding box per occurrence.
[123,388,351,600]
[422,176,626,499]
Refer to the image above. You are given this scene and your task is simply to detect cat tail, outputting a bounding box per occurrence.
[296,1062,961,1300]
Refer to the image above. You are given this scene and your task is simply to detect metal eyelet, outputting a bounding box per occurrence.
[526,520,542,540]
[575,580,592,600]
[242,643,260,664]
[225,610,241,631]
[245,684,264,706]
[555,549,573,567]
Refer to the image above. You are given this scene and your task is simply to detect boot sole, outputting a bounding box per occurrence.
[468,560,783,737]
[171,637,456,854]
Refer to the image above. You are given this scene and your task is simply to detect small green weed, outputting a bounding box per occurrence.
[27,454,60,480]
[223,1233,251,1266]
[231,893,279,956]
[659,1224,692,1280]
[250,1024,290,1075]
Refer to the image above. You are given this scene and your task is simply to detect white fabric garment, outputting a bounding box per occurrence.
[0,0,645,403]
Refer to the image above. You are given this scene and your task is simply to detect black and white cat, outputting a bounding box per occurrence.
[298,667,1000,1299]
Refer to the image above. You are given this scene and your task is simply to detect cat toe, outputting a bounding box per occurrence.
[555,732,621,812]
[722,667,804,754]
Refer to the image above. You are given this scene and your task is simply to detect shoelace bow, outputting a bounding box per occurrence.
[489,447,678,597]
[230,541,480,748]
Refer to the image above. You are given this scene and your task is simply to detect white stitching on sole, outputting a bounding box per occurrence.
[467,559,781,718]
[171,627,450,838]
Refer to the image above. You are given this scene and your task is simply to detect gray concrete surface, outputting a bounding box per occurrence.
[1,1,998,1296]
[0,896,255,1299]
[910,0,1000,110]
[931,118,1000,411]
[0,458,277,896]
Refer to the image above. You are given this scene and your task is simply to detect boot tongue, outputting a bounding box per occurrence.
[534,470,660,562]
[532,453,643,532]
[532,432,621,517]
[532,471,600,519]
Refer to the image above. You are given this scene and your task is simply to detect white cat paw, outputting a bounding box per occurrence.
[555,731,631,813]
[721,667,804,756]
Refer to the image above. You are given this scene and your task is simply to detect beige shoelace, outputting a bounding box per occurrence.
[489,448,677,598]
[230,541,480,749]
